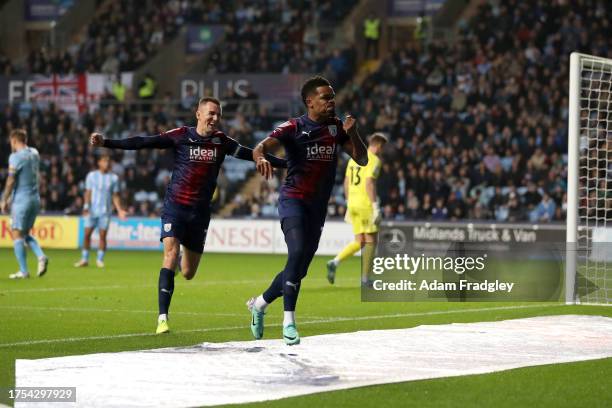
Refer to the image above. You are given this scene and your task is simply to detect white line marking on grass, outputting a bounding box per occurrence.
[0,305,330,320]
[0,285,125,293]
[0,304,562,348]
[0,278,334,294]
[0,305,245,317]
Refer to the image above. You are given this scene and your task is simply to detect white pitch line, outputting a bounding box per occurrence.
[0,278,333,294]
[1,285,125,293]
[0,305,245,317]
[0,305,331,321]
[0,304,563,348]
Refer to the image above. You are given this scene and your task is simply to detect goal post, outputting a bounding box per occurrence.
[566,52,612,305]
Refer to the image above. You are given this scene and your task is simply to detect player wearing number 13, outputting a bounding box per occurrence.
[327,133,387,285]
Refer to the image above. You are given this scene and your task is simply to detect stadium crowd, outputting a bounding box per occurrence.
[2,0,359,217]
[233,0,611,223]
[201,0,357,84]
[337,0,606,223]
[21,0,356,80]
[3,0,610,223]
[0,99,263,217]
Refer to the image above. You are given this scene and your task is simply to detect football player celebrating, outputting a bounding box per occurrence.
[91,97,286,334]
[248,76,367,345]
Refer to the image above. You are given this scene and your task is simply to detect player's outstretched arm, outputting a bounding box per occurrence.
[342,115,368,166]
[90,132,174,150]
[253,137,283,180]
[233,145,287,168]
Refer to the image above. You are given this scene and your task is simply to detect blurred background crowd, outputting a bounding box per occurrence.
[1,0,610,223]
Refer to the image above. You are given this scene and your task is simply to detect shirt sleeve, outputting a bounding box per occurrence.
[365,156,381,179]
[268,120,296,146]
[226,136,287,168]
[335,118,350,145]
[160,127,187,142]
[111,175,120,194]
[85,172,94,190]
[103,127,186,150]
[223,135,240,157]
[8,153,20,176]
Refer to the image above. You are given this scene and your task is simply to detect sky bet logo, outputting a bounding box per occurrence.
[189,146,217,162]
[306,143,335,161]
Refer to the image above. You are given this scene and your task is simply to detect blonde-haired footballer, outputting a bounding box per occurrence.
[327,133,388,285]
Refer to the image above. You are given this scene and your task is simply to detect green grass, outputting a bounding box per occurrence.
[0,249,610,407]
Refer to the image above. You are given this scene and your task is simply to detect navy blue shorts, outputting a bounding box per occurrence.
[160,202,210,254]
[278,197,327,235]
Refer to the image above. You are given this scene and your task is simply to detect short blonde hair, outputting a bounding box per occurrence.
[368,133,388,146]
[9,129,27,143]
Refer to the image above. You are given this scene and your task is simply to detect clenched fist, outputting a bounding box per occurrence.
[343,114,357,134]
[90,132,105,147]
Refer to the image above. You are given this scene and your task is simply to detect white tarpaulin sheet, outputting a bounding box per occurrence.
[16,315,612,407]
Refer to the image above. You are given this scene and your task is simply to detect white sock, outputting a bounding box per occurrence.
[158,314,167,322]
[283,311,295,326]
[254,295,269,311]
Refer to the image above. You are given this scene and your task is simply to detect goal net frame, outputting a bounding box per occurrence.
[566,52,612,305]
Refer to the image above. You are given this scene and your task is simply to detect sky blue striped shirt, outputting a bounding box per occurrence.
[85,170,120,216]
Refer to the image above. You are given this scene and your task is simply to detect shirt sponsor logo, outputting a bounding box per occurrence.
[189,146,217,162]
[306,143,336,161]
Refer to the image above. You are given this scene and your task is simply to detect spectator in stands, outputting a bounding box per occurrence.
[431,198,448,220]
[138,72,157,110]
[533,193,556,223]
[363,13,380,59]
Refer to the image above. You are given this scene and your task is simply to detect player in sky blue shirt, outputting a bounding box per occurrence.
[248,76,368,345]
[0,129,49,279]
[74,154,127,268]
[91,97,286,334]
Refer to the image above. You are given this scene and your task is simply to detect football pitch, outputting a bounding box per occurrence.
[1,249,611,407]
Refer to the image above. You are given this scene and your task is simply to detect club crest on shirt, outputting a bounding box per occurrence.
[211,137,222,144]
[164,223,172,232]
[328,125,337,136]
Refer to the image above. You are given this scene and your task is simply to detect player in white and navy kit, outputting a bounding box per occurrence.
[0,129,48,279]
[74,154,127,268]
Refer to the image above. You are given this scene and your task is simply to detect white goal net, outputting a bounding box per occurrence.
[566,52,612,305]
